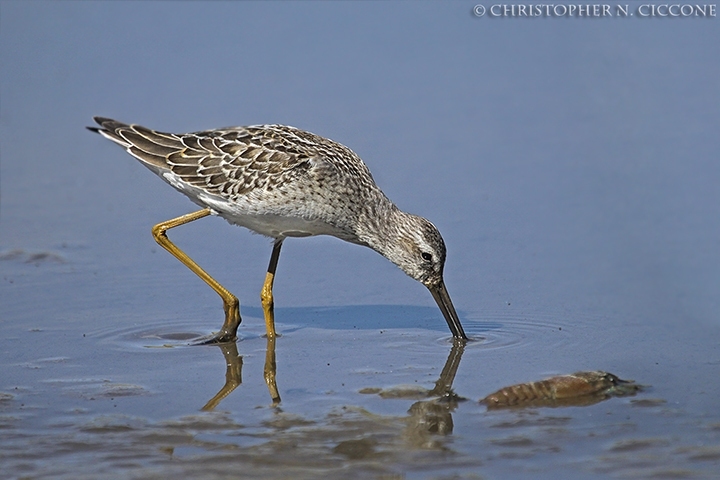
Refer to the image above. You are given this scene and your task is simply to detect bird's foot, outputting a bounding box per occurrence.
[189,326,238,345]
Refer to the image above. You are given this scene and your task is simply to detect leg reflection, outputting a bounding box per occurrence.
[200,336,281,411]
[264,335,281,406]
[201,342,243,411]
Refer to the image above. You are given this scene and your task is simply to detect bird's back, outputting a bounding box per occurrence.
[90,118,392,241]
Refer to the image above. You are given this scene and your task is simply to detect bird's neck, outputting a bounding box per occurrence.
[356,202,411,261]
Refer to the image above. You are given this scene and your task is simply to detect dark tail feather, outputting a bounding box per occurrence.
[88,117,176,171]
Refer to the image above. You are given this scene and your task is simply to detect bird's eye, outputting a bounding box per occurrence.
[421,252,433,262]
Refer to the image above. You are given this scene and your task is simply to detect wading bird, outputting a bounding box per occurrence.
[89,117,467,343]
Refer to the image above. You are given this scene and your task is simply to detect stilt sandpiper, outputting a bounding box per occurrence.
[89,117,467,342]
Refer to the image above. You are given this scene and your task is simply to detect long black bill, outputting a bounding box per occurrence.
[428,280,468,340]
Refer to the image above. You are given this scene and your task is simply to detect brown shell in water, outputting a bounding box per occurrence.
[481,371,641,409]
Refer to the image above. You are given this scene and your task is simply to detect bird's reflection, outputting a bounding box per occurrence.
[404,338,466,443]
[200,334,467,419]
[201,335,280,411]
[199,333,642,417]
[358,338,467,443]
[195,330,647,469]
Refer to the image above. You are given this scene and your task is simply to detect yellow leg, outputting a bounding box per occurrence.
[151,208,240,344]
[260,239,283,339]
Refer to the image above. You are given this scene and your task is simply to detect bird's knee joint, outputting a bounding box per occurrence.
[228,295,239,308]
[260,288,274,307]
[151,224,168,242]
[224,296,240,318]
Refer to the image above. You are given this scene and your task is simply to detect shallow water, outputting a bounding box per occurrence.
[2,2,719,479]
[3,255,719,478]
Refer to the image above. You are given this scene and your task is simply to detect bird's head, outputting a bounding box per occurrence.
[382,213,467,340]
[387,214,447,286]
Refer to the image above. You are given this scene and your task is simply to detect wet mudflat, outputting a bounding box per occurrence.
[1,2,719,479]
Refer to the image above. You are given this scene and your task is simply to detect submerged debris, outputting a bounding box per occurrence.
[481,371,643,409]
[0,249,66,265]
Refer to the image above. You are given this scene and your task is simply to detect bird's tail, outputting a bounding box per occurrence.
[87,117,181,171]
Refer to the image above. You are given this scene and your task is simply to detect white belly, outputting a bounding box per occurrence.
[221,212,350,239]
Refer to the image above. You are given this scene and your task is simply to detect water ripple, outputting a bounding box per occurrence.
[460,311,577,351]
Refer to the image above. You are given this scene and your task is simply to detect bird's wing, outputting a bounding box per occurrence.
[90,117,371,200]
